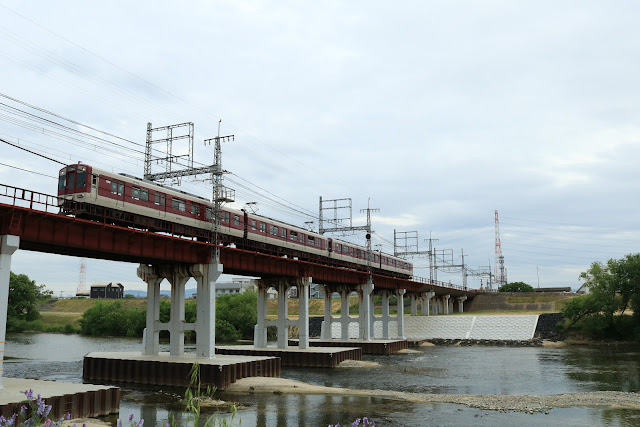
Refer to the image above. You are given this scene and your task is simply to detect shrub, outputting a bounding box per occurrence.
[499,282,535,292]
[216,291,257,340]
[215,319,241,343]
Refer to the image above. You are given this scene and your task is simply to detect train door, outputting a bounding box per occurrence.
[90,174,99,201]
[243,211,248,239]
[328,238,333,254]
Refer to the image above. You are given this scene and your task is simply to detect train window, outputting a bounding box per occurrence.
[111,181,124,196]
[140,189,148,202]
[374,255,379,262]
[155,193,165,206]
[76,170,86,188]
[172,198,186,212]
[234,215,240,226]
[132,187,140,199]
[205,208,212,220]
[270,225,279,235]
[308,236,315,245]
[191,204,201,216]
[260,223,266,233]
[223,211,230,223]
[281,228,286,238]
[251,220,257,230]
[290,231,298,241]
[58,171,66,190]
[356,249,361,257]
[300,234,305,243]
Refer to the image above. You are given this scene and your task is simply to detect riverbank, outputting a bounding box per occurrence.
[226,377,640,413]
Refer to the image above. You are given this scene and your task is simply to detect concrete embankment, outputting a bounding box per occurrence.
[466,292,576,312]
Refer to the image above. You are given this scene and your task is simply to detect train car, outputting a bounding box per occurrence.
[57,163,413,278]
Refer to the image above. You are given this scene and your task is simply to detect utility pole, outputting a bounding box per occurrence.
[204,120,234,263]
[360,200,380,281]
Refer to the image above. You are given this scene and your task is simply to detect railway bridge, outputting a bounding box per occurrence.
[0,184,475,385]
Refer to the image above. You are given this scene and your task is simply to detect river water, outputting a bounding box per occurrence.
[4,333,640,426]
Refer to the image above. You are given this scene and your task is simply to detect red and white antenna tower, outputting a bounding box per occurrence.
[494,210,507,287]
[76,258,88,297]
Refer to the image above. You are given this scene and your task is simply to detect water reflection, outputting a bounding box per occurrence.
[4,333,640,426]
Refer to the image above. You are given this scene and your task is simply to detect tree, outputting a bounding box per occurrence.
[8,272,43,322]
[562,253,640,340]
[498,281,535,292]
[216,291,257,340]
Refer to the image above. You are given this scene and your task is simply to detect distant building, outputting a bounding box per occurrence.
[214,278,257,297]
[90,282,124,299]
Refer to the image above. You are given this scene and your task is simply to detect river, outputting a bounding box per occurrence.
[4,333,640,426]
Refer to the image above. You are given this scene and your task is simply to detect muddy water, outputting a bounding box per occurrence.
[5,333,640,426]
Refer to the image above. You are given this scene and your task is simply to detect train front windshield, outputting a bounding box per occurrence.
[58,165,87,191]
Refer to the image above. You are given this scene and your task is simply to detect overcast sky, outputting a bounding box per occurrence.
[1,1,639,295]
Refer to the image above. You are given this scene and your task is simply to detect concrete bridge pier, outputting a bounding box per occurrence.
[380,289,390,339]
[457,296,468,313]
[443,295,451,315]
[340,286,351,340]
[0,235,19,389]
[254,277,311,349]
[396,289,406,339]
[254,283,269,348]
[410,293,418,316]
[322,285,334,340]
[421,291,435,316]
[191,263,223,358]
[138,263,221,358]
[138,265,162,356]
[358,280,374,341]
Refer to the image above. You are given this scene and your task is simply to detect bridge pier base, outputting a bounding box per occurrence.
[0,235,19,390]
[410,294,418,316]
[443,295,450,315]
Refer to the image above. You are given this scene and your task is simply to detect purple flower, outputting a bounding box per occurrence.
[351,419,361,427]
[129,414,135,422]
[65,413,71,420]
[135,418,144,427]
[24,389,34,401]
[20,405,27,415]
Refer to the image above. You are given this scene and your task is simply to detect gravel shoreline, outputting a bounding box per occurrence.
[226,378,640,413]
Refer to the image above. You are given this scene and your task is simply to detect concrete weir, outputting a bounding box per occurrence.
[0,378,119,420]
[83,352,280,390]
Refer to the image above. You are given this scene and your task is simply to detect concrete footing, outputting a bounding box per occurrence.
[83,352,280,390]
[216,345,361,368]
[295,339,408,355]
[0,378,119,420]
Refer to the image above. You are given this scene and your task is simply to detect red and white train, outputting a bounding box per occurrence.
[57,163,413,278]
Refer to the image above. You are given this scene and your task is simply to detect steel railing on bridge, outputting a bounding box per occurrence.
[0,183,477,293]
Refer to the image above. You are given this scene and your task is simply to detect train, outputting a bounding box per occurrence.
[57,163,413,278]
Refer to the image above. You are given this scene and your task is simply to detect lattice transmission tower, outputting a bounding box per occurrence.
[76,258,89,297]
[494,210,507,287]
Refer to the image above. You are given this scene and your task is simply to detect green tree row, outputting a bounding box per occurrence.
[5,272,53,332]
[79,290,258,343]
[561,253,640,341]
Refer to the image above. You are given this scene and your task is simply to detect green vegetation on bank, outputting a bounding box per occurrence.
[498,281,535,292]
[560,253,640,342]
